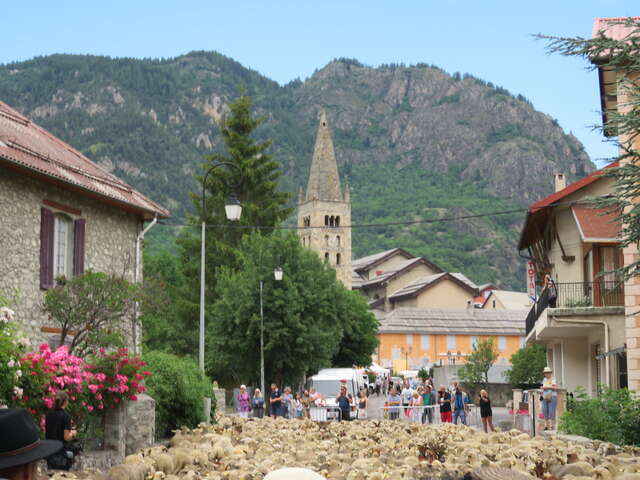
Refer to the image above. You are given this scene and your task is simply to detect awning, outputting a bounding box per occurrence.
[572,206,621,243]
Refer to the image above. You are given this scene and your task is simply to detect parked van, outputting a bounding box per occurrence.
[309,368,363,419]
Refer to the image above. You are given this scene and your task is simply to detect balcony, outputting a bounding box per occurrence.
[525,281,624,336]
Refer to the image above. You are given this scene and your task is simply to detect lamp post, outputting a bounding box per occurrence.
[260,266,283,397]
[199,163,242,373]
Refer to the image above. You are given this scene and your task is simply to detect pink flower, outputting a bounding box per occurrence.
[88,384,99,394]
[87,406,94,412]
[129,395,138,401]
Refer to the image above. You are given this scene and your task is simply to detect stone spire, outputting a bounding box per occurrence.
[305,110,342,202]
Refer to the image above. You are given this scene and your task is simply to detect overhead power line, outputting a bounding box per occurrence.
[156,197,605,231]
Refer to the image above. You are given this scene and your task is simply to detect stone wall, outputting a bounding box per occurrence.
[0,168,142,346]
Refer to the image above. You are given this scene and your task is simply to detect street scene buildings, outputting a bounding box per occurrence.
[0,9,639,480]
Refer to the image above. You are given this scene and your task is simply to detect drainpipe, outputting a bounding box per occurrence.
[550,316,610,388]
[133,214,158,355]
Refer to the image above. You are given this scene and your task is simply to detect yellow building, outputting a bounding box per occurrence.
[375,307,526,372]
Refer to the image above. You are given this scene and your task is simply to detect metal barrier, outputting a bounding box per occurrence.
[309,406,342,422]
[380,404,480,427]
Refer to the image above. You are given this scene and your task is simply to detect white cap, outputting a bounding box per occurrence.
[240,384,246,389]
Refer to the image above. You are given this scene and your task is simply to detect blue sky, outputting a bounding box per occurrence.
[2,1,637,165]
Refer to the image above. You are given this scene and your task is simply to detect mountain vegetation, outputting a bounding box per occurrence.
[0,52,595,288]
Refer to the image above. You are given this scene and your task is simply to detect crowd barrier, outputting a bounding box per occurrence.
[380,404,480,426]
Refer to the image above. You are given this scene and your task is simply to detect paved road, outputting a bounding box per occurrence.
[364,392,514,430]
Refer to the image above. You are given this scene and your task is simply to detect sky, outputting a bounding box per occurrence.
[1,1,637,165]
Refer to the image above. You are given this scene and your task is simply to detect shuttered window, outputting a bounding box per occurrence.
[40,206,85,288]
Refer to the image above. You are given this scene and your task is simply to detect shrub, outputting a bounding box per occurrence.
[0,307,29,407]
[143,351,214,438]
[560,387,640,446]
[504,344,547,388]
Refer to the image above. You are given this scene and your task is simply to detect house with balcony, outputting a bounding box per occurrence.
[519,164,627,395]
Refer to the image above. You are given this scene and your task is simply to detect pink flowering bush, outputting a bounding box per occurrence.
[12,344,150,431]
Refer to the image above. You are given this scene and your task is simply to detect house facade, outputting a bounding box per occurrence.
[0,101,168,348]
[519,164,627,395]
[376,307,526,372]
[592,17,640,393]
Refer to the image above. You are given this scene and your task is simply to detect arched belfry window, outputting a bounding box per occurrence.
[335,216,340,227]
[329,216,334,227]
[336,253,341,265]
[324,235,329,246]
[324,252,329,262]
[336,235,341,247]
[325,215,329,226]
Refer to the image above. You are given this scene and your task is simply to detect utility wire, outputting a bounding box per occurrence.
[154,197,611,231]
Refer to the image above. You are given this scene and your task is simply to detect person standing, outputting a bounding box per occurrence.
[252,388,265,418]
[421,385,434,424]
[541,366,558,430]
[387,386,402,420]
[269,383,282,418]
[336,385,353,421]
[438,386,452,423]
[544,274,558,308]
[0,409,63,480]
[237,385,251,418]
[478,390,494,432]
[294,393,305,419]
[410,391,423,423]
[301,390,311,419]
[44,391,77,470]
[357,390,369,420]
[452,386,469,425]
[282,387,293,419]
[401,383,413,415]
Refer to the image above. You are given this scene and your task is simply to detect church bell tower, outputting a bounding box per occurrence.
[297,110,352,288]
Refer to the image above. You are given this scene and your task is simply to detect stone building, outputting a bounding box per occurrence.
[297,110,352,287]
[0,100,168,348]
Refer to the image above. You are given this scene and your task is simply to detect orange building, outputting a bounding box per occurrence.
[375,308,526,372]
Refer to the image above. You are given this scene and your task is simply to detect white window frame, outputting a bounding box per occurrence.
[53,213,74,279]
[470,336,478,349]
[447,335,456,350]
[391,348,401,360]
[498,336,507,352]
[420,335,430,350]
[406,334,413,346]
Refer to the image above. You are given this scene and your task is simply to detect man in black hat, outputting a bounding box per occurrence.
[0,408,63,480]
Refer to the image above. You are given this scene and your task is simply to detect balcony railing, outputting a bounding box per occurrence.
[525,280,624,336]
[554,280,624,308]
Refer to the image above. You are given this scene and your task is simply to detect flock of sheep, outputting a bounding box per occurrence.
[49,415,640,480]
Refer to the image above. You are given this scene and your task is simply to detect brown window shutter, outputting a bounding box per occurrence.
[73,218,86,276]
[40,207,54,289]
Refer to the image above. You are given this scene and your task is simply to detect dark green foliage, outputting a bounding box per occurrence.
[0,53,595,289]
[42,271,139,356]
[560,387,640,446]
[504,344,547,388]
[417,367,429,382]
[458,339,498,387]
[207,232,378,387]
[143,351,214,438]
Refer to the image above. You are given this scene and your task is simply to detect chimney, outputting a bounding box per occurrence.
[554,173,566,192]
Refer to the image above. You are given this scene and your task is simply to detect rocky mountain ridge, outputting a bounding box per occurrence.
[0,52,595,288]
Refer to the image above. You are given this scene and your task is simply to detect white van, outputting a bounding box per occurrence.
[309,368,363,419]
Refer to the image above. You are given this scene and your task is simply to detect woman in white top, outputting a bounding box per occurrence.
[541,366,558,430]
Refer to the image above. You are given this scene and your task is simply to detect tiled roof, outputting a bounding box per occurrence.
[486,290,533,310]
[388,272,478,301]
[518,162,617,250]
[0,101,169,220]
[360,257,424,288]
[572,206,621,242]
[528,162,617,213]
[352,248,414,272]
[378,307,526,336]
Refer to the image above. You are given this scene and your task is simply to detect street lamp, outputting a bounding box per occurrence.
[199,163,242,374]
[260,266,283,397]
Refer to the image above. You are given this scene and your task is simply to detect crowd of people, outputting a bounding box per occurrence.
[235,377,497,432]
[382,378,494,432]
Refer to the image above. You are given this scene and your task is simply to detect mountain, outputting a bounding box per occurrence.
[0,52,594,288]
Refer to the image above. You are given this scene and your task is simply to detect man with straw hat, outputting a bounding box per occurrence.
[0,409,63,480]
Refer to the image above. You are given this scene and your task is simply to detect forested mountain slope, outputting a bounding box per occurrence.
[0,53,594,288]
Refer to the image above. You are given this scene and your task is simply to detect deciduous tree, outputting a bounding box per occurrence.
[504,344,547,388]
[458,338,498,388]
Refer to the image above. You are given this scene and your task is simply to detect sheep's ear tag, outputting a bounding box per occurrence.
[470,468,535,480]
